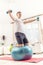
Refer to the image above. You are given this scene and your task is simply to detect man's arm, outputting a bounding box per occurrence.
[6,10,15,21]
[23,18,36,24]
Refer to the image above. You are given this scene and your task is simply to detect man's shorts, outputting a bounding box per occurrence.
[15,32,29,46]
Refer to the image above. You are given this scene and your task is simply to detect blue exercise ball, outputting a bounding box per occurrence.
[11,46,32,60]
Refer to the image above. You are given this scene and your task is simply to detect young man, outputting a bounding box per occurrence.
[7,10,36,47]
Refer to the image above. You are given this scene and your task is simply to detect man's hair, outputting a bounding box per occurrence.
[16,11,21,14]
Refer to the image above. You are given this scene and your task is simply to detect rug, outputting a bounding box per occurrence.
[0,56,43,63]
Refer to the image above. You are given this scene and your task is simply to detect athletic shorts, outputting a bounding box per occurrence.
[15,32,29,46]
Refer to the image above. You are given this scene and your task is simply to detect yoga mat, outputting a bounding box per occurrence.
[0,56,43,63]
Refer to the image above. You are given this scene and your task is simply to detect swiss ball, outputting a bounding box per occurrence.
[11,46,32,60]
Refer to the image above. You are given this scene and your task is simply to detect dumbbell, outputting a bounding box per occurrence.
[6,10,12,14]
[37,16,39,21]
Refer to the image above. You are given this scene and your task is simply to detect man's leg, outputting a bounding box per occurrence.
[23,34,29,46]
[15,32,24,47]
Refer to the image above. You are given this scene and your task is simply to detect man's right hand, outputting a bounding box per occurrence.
[6,10,15,21]
[6,10,12,14]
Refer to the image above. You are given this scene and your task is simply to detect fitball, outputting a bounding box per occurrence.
[11,46,32,60]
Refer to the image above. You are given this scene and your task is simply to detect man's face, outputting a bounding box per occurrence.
[16,12,22,18]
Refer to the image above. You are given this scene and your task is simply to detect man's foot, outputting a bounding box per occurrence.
[16,44,24,47]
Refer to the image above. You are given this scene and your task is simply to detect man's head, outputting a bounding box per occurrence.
[16,11,22,19]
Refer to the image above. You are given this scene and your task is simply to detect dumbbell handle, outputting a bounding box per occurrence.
[6,10,12,14]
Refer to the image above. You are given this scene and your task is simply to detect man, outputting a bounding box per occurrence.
[7,10,36,47]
